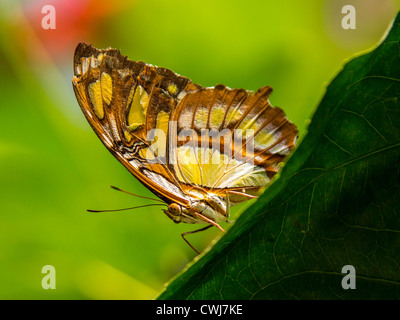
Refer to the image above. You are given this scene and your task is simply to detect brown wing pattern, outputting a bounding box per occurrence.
[72,43,199,205]
[72,43,298,205]
[170,85,298,197]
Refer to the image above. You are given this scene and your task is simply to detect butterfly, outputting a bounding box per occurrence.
[72,43,298,253]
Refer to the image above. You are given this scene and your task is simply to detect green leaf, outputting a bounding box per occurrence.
[158,13,400,300]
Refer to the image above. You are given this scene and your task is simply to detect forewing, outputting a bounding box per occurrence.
[72,43,200,205]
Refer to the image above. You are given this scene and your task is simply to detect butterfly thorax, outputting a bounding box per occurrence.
[164,191,228,225]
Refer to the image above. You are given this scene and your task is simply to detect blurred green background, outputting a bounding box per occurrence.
[0,0,398,299]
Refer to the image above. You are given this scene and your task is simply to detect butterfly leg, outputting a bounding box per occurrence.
[192,212,225,233]
[181,225,213,254]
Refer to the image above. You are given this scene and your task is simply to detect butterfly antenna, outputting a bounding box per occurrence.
[110,185,165,204]
[87,203,167,213]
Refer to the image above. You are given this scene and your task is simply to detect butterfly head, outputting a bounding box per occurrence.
[164,203,183,223]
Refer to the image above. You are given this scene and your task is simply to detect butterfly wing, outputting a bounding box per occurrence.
[72,43,298,208]
[72,43,201,206]
[169,85,298,203]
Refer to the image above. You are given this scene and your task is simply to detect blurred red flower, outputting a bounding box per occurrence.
[21,0,129,62]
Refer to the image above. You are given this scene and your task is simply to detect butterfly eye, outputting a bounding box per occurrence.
[168,203,181,216]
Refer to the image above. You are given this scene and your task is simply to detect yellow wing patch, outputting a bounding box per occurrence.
[87,72,113,119]
[88,80,103,119]
[254,128,278,149]
[194,107,208,128]
[210,106,226,129]
[226,107,243,126]
[168,84,178,95]
[100,72,113,105]
[128,85,149,130]
[174,146,269,189]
